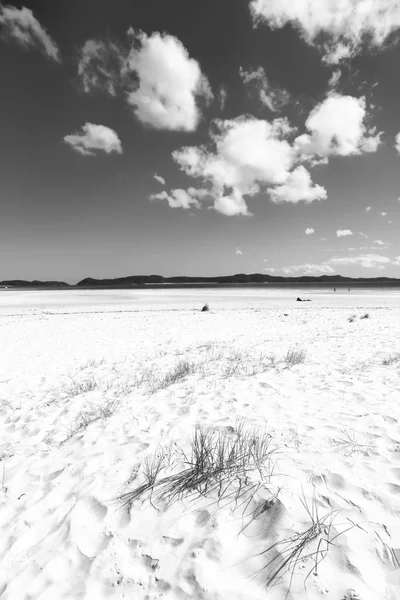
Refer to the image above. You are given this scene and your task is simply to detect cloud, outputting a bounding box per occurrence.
[336,229,353,237]
[218,85,227,111]
[373,239,387,246]
[239,66,290,112]
[235,247,243,255]
[366,206,371,211]
[394,132,400,154]
[78,31,212,132]
[358,232,368,238]
[64,123,122,156]
[305,227,315,235]
[274,252,400,275]
[281,263,335,275]
[149,188,208,210]
[125,30,212,131]
[328,70,341,90]
[154,174,165,185]
[165,92,378,216]
[173,115,325,216]
[0,3,60,61]
[381,211,388,216]
[327,254,391,269]
[250,0,400,63]
[269,166,327,204]
[294,94,381,160]
[77,39,124,96]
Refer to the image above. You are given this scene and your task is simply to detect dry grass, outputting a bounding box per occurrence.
[360,313,370,319]
[118,420,277,511]
[61,399,119,444]
[330,429,373,458]
[63,376,100,397]
[250,492,357,593]
[284,348,306,366]
[61,341,302,402]
[382,353,400,366]
[79,358,105,370]
[150,359,197,393]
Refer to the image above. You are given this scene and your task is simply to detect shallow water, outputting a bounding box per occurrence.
[0,287,399,313]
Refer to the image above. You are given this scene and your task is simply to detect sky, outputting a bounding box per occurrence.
[1,0,400,283]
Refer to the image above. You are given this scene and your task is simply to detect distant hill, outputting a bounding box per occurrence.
[0,280,69,288]
[2,273,400,289]
[75,273,400,287]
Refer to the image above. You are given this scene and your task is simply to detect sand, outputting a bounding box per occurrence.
[0,289,400,599]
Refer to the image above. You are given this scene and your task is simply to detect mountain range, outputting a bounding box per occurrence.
[1,274,400,288]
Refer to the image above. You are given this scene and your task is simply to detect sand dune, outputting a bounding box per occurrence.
[1,291,400,599]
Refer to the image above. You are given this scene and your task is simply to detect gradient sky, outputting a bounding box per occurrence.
[1,0,400,283]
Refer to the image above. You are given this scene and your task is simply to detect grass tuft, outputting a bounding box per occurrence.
[61,399,118,444]
[201,303,210,312]
[382,353,400,366]
[250,492,356,593]
[284,348,306,366]
[331,429,372,458]
[151,360,197,392]
[63,377,99,397]
[360,313,370,319]
[118,420,277,511]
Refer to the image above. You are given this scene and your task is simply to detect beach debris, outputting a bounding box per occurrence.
[201,303,210,312]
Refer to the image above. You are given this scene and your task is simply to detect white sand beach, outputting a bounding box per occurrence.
[1,288,400,599]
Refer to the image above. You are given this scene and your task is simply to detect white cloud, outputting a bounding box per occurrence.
[294,94,381,161]
[0,3,60,61]
[373,239,387,246]
[235,247,243,255]
[328,70,341,90]
[327,254,391,269]
[77,31,211,132]
[154,174,165,185]
[393,256,400,265]
[173,116,299,216]
[336,229,353,237]
[269,166,327,204]
[77,39,124,96]
[166,92,379,216]
[239,66,290,112]
[395,132,400,154]
[305,227,315,235]
[381,211,388,216]
[218,85,227,111]
[250,0,400,63]
[281,263,335,275]
[125,30,212,131]
[366,206,372,211]
[358,232,368,238]
[149,188,208,210]
[64,123,122,156]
